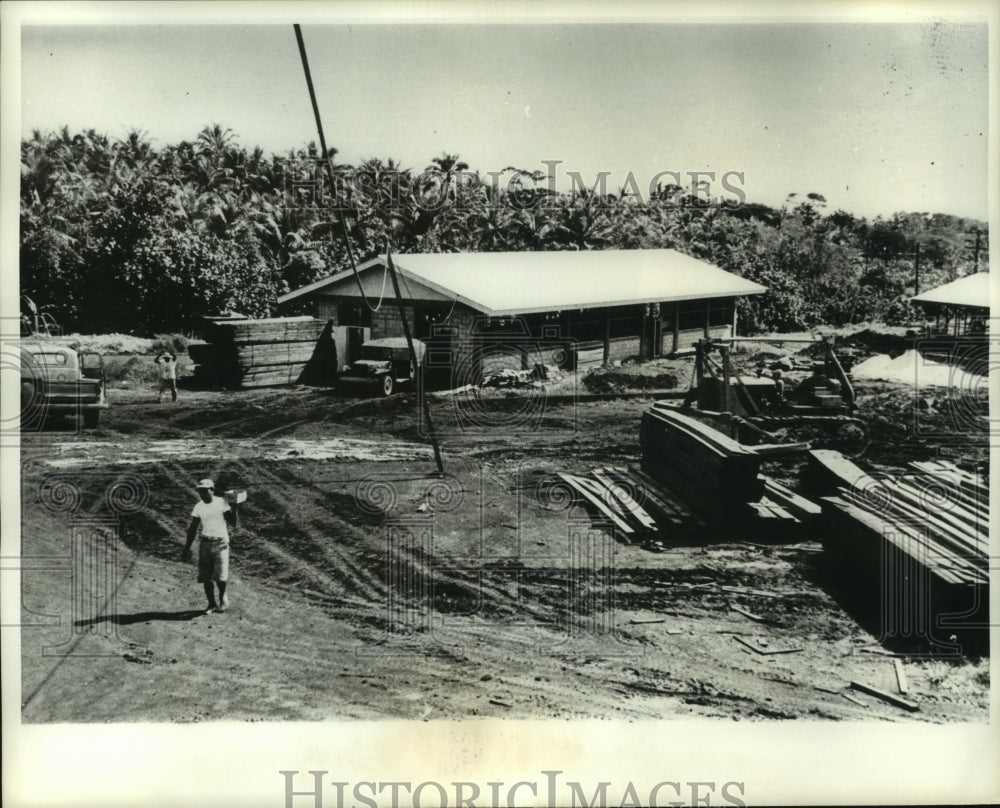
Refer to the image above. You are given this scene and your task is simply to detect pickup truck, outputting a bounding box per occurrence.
[338,337,426,396]
[20,340,108,428]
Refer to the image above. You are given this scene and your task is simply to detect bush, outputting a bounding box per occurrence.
[64,333,153,354]
[150,333,190,355]
[102,355,158,385]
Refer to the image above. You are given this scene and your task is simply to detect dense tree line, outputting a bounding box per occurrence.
[20,125,988,335]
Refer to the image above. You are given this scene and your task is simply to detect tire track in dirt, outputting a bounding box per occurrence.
[103,455,375,612]
[227,460,392,609]
[233,457,568,633]
[233,521,365,611]
[255,418,326,439]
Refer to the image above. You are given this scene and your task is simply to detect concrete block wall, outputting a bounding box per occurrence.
[315,298,339,322]
[370,306,415,340]
[674,324,732,353]
[607,336,640,363]
[447,308,482,386]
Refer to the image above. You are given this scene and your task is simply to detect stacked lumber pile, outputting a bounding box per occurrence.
[808,449,989,590]
[190,317,334,389]
[746,478,823,535]
[640,403,766,521]
[555,466,706,543]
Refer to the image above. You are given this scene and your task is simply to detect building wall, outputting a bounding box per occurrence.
[445,307,482,386]
[304,293,739,375]
[370,305,416,340]
[675,324,733,353]
[576,337,640,368]
[608,336,641,363]
[315,298,339,322]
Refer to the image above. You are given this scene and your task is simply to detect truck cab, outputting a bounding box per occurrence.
[339,337,425,396]
[20,340,108,428]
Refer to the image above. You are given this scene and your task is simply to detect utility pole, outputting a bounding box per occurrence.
[964,228,982,274]
[913,243,920,295]
[294,24,442,473]
[293,24,366,255]
[387,248,445,474]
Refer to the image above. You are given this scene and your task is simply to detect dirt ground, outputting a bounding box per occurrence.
[19,350,990,724]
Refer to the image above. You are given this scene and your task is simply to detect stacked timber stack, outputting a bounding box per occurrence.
[190,316,335,389]
[808,449,988,620]
[640,403,766,523]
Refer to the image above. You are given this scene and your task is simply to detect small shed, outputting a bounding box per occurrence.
[277,249,766,383]
[911,272,990,336]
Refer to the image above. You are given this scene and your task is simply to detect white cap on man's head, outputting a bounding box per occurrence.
[196,479,215,490]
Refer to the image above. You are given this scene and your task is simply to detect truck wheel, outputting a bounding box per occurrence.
[83,410,100,428]
[381,375,395,397]
[21,381,36,411]
[21,381,43,428]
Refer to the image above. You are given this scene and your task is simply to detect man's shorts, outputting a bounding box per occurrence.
[197,537,229,583]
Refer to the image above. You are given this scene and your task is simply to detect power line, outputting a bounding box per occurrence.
[293,24,386,314]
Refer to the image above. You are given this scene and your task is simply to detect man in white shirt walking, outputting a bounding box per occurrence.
[182,479,239,613]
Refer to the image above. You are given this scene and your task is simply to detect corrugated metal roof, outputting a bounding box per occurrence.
[278,249,767,316]
[911,272,991,309]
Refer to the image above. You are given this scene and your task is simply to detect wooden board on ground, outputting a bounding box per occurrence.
[556,472,636,536]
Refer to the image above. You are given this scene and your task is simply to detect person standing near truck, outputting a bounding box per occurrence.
[155,351,178,402]
[182,479,238,613]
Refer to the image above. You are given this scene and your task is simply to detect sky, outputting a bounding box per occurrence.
[15,13,993,221]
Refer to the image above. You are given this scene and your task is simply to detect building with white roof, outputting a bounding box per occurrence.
[278,249,767,381]
[911,272,990,337]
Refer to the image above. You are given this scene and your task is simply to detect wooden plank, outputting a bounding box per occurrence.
[893,659,908,695]
[618,468,697,526]
[207,316,327,344]
[887,478,987,543]
[747,502,781,519]
[730,605,767,622]
[645,407,753,456]
[235,341,321,367]
[871,484,987,562]
[720,586,783,599]
[757,497,799,522]
[572,475,630,519]
[835,490,985,585]
[829,493,975,586]
[746,442,811,456]
[911,463,989,504]
[626,467,703,522]
[850,680,919,712]
[732,635,803,655]
[809,451,988,577]
[808,449,870,494]
[556,473,635,535]
[904,471,989,521]
[640,415,765,504]
[894,477,988,536]
[764,478,823,517]
[590,470,658,531]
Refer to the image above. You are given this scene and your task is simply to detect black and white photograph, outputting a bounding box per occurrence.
[2,1,997,806]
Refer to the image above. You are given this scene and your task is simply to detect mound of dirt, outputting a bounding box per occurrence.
[853,350,986,388]
[583,371,679,394]
[65,332,155,354]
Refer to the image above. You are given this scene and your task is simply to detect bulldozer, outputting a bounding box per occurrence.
[681,336,869,455]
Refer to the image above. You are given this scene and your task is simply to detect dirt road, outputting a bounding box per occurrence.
[19,380,989,723]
